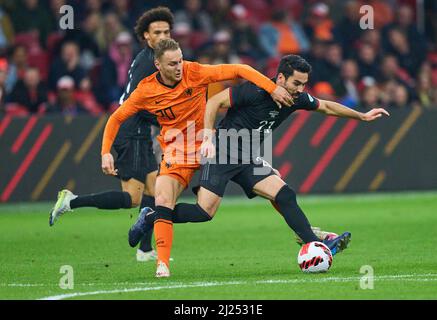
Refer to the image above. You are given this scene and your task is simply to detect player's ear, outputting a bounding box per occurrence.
[143,31,150,43]
[277,73,285,85]
[154,59,160,71]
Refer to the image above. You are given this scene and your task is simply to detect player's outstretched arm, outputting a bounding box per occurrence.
[317,100,390,121]
[194,63,293,107]
[101,87,146,175]
[223,64,294,107]
[200,88,231,159]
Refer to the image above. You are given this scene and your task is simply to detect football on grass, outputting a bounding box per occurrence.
[297,241,333,273]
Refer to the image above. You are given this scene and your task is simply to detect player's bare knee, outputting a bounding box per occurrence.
[121,179,144,207]
[145,172,157,195]
[197,194,221,217]
[127,190,142,208]
[154,193,173,208]
[197,187,222,218]
[198,202,217,218]
[254,176,287,201]
[144,175,157,196]
[143,187,154,197]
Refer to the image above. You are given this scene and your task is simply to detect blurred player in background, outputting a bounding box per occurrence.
[49,7,174,262]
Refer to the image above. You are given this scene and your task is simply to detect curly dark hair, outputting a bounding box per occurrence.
[134,6,174,42]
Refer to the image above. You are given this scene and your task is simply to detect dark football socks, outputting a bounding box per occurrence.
[145,203,212,228]
[139,232,154,252]
[139,195,156,252]
[139,195,156,211]
[274,185,319,243]
[141,201,213,252]
[70,191,132,209]
[172,203,212,223]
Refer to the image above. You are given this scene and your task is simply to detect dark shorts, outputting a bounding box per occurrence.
[196,157,275,199]
[113,137,158,183]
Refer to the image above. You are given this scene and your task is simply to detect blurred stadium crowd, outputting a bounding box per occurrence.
[0,0,436,116]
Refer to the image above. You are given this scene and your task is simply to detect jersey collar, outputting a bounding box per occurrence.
[156,73,181,89]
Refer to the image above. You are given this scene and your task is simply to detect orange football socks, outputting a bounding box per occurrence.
[154,206,174,267]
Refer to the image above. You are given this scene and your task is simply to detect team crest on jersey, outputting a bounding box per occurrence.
[269,111,280,118]
[185,88,193,96]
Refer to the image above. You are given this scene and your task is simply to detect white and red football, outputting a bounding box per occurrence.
[297,241,333,273]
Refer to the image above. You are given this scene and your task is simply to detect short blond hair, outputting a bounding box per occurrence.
[154,39,180,60]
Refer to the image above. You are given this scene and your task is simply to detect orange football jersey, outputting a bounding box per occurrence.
[102,61,277,166]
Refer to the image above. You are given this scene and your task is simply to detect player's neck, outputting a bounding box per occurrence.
[146,40,154,50]
[157,73,179,88]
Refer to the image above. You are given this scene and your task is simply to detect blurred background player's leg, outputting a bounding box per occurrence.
[49,188,134,226]
[137,170,158,261]
[49,176,160,260]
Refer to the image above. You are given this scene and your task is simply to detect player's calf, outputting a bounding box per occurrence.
[274,185,320,243]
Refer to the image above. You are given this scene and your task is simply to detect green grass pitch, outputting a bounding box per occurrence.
[1,192,437,300]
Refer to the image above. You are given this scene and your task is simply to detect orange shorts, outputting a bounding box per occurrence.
[157,160,199,188]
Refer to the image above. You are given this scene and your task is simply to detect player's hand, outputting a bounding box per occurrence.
[271,86,293,109]
[200,139,215,159]
[101,153,118,176]
[361,108,390,121]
